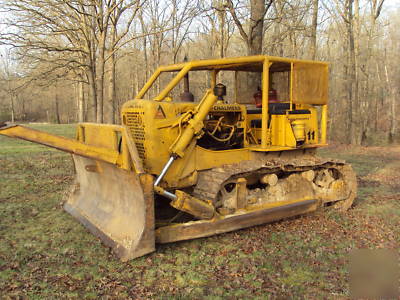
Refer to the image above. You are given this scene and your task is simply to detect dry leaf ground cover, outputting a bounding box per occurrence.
[0,124,399,298]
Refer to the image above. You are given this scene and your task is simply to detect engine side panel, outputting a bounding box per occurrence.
[122,100,252,188]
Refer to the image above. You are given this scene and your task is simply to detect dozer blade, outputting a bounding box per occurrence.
[65,156,155,261]
[0,123,155,261]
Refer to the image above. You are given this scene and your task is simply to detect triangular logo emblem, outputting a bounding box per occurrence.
[155,105,166,119]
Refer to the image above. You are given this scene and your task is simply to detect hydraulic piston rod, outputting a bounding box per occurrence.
[153,156,177,200]
[154,89,218,200]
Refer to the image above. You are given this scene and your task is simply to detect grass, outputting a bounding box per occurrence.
[0,124,399,298]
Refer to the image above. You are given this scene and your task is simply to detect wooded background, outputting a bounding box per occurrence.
[0,0,397,145]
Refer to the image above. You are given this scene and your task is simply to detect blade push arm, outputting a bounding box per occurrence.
[0,123,144,173]
[0,124,119,163]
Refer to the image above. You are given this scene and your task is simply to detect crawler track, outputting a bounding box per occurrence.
[193,154,357,211]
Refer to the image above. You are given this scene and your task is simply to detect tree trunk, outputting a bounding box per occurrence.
[366,0,380,138]
[54,89,61,124]
[6,75,15,122]
[217,1,226,58]
[310,0,319,59]
[78,80,85,122]
[374,63,380,132]
[353,0,362,145]
[139,14,149,85]
[105,51,116,124]
[143,36,149,86]
[96,32,106,123]
[87,66,97,122]
[134,62,139,97]
[388,92,396,144]
[21,96,26,121]
[385,63,396,143]
[248,0,265,56]
[346,0,361,145]
[246,0,265,96]
[10,93,15,123]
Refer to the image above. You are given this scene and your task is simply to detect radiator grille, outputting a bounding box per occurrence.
[125,111,146,160]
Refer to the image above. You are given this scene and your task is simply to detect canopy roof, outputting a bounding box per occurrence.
[157,55,328,73]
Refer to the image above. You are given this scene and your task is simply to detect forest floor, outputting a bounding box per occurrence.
[0,124,399,298]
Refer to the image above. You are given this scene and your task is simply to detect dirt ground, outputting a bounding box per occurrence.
[0,125,399,298]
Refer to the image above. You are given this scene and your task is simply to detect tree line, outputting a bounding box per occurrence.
[0,0,397,145]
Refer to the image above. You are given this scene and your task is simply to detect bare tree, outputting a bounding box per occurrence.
[104,0,143,123]
[1,0,148,123]
[310,0,319,59]
[200,0,235,58]
[0,50,17,122]
[226,0,274,55]
[1,0,97,120]
[169,0,199,63]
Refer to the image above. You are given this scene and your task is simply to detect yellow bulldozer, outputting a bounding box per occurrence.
[0,55,357,261]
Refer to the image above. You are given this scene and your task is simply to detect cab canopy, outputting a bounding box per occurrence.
[136,55,329,106]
